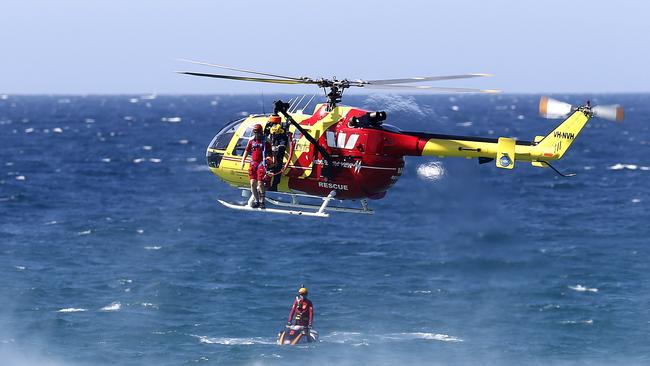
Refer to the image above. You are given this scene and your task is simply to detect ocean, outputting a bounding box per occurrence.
[1,93,649,365]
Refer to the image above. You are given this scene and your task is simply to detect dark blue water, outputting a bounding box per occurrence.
[1,94,649,365]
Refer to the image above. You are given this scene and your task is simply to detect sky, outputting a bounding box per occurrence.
[1,0,648,94]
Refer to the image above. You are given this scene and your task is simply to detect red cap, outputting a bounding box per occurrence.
[253,124,263,132]
[269,115,281,123]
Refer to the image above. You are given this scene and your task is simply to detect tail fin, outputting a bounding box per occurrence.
[535,109,591,159]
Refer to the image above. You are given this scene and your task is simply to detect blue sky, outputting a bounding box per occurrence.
[1,0,647,94]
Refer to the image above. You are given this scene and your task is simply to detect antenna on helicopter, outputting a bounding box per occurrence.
[177,59,499,111]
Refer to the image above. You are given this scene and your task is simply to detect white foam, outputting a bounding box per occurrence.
[57,308,87,313]
[141,302,158,309]
[162,117,182,123]
[100,302,121,312]
[15,175,26,181]
[136,229,144,234]
[193,335,274,345]
[101,158,111,163]
[417,162,445,181]
[179,139,189,144]
[561,319,593,325]
[133,158,144,164]
[142,145,152,150]
[144,246,162,250]
[52,127,63,133]
[401,332,463,342]
[25,128,34,133]
[129,98,139,103]
[451,105,460,111]
[607,163,638,170]
[456,121,473,127]
[77,230,91,236]
[186,157,197,162]
[149,158,162,163]
[85,118,95,123]
[631,198,641,203]
[320,331,366,345]
[411,290,432,294]
[14,265,26,271]
[641,166,650,171]
[569,284,598,293]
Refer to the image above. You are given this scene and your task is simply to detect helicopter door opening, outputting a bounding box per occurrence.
[207,118,244,168]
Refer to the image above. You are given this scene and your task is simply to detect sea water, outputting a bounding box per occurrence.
[1,94,649,365]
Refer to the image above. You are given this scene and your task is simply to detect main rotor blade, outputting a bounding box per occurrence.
[353,74,492,86]
[176,71,318,85]
[179,59,306,81]
[361,84,500,93]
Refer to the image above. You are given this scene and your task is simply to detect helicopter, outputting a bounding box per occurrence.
[178,60,624,217]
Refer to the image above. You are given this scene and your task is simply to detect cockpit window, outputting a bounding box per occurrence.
[232,126,254,156]
[209,118,244,150]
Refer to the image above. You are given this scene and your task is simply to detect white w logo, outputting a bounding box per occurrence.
[326,131,359,150]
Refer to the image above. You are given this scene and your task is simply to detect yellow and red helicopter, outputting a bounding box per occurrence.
[178,60,624,217]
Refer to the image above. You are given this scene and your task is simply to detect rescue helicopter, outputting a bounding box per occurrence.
[178,60,624,217]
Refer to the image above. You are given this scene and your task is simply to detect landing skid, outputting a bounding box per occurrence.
[217,190,374,217]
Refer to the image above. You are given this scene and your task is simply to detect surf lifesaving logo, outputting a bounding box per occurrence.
[326,131,359,150]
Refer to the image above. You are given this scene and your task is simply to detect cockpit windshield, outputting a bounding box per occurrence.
[209,118,245,150]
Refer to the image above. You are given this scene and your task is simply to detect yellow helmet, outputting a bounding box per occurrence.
[270,124,285,135]
[298,287,308,295]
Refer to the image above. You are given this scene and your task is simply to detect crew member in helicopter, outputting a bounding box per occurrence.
[240,124,272,208]
[287,287,314,330]
[263,114,289,191]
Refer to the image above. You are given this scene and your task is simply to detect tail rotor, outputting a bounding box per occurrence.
[539,96,624,122]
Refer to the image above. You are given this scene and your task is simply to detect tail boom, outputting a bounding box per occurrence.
[402,109,592,169]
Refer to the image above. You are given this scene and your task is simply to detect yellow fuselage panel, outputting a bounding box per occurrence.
[208,112,312,192]
[420,138,551,162]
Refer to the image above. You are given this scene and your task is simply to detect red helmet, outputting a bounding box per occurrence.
[268,115,281,123]
[252,124,263,133]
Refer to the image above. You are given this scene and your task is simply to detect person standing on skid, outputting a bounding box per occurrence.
[240,124,272,208]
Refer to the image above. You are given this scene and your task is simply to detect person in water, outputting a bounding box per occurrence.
[263,114,289,191]
[240,124,272,208]
[287,287,314,328]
